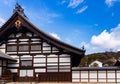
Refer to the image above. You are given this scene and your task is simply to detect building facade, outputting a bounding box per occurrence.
[0,4,85,82]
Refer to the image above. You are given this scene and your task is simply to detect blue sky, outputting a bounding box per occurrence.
[0,0,120,54]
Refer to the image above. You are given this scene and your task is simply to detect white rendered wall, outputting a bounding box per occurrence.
[72,70,120,83]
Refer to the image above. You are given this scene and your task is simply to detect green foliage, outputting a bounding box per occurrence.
[80,51,120,67]
[91,63,99,67]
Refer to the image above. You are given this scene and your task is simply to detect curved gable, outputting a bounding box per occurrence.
[0,11,85,67]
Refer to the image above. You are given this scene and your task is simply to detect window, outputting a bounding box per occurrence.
[31,45,41,51]
[7,45,17,52]
[19,45,29,51]
[21,60,32,67]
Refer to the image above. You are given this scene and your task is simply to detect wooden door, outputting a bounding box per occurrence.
[38,72,72,82]
[19,69,34,82]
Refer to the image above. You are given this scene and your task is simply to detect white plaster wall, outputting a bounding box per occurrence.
[35,68,46,72]
[47,58,58,62]
[0,49,5,53]
[59,58,70,62]
[20,70,26,77]
[34,58,46,63]
[34,64,46,67]
[9,69,17,73]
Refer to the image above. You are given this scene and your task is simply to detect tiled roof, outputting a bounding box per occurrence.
[0,51,17,61]
[72,67,120,71]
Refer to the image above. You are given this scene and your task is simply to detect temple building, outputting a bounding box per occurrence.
[0,3,85,82]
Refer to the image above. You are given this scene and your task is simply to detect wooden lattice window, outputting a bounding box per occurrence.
[7,45,17,52]
[31,44,41,51]
[21,60,32,67]
[19,45,29,51]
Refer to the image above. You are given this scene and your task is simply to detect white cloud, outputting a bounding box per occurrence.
[76,6,88,14]
[91,24,120,51]
[61,0,67,4]
[80,41,90,49]
[26,7,60,26]
[3,0,15,6]
[68,0,84,8]
[105,0,120,7]
[49,32,61,40]
[0,17,5,26]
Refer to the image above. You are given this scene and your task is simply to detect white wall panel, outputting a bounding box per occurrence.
[59,58,70,62]
[21,56,32,60]
[7,52,17,54]
[89,71,97,82]
[20,70,26,77]
[31,42,41,44]
[107,71,115,82]
[43,47,51,50]
[52,47,59,51]
[34,58,46,63]
[81,71,88,78]
[34,63,46,67]
[98,79,106,82]
[98,71,106,82]
[72,71,79,78]
[34,55,46,57]
[27,70,33,77]
[47,63,58,66]
[35,68,46,72]
[0,49,5,53]
[30,51,41,53]
[47,70,58,72]
[48,54,57,57]
[60,54,70,57]
[26,33,32,37]
[9,69,17,73]
[117,71,120,82]
[81,71,88,82]
[10,55,19,59]
[8,39,16,42]
[90,71,97,78]
[59,63,70,65]
[47,58,58,62]
[19,42,28,44]
[117,70,120,82]
[107,71,115,78]
[19,39,29,41]
[98,71,106,78]
[72,79,80,82]
[43,42,50,46]
[81,79,88,82]
[31,38,40,41]
[16,33,22,37]
[59,69,70,72]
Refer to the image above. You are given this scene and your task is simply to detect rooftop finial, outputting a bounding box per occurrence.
[13,3,27,18]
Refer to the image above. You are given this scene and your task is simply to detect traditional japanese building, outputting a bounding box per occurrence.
[0,3,85,82]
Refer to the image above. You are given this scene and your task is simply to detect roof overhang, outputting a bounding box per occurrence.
[0,51,17,62]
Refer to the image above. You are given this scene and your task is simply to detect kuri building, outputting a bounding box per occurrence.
[0,3,85,82]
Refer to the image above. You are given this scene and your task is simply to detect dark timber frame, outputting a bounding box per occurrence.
[0,4,85,82]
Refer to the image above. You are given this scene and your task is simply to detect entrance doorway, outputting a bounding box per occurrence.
[19,69,34,81]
